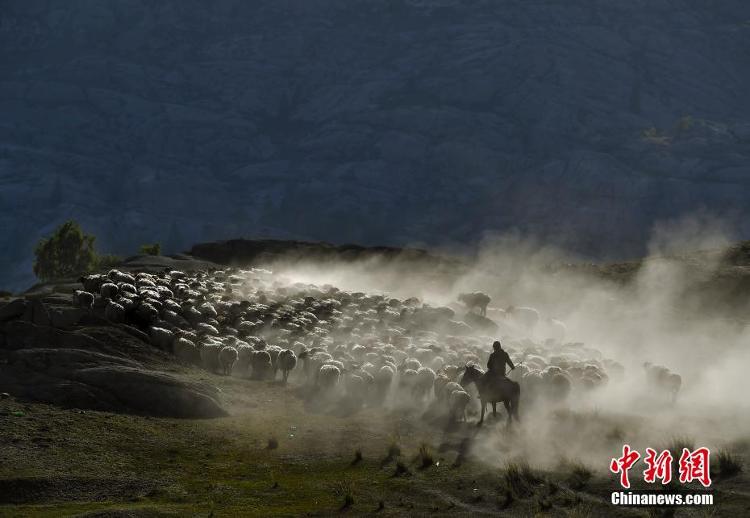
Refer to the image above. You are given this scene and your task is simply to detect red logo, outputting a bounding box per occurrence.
[678,447,711,487]
[610,445,711,488]
[643,448,673,484]
[610,444,641,489]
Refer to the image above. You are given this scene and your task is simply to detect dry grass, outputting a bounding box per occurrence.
[716,448,743,479]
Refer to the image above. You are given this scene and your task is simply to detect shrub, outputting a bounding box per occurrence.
[676,115,693,132]
[140,243,161,256]
[267,437,279,450]
[95,253,122,270]
[33,220,97,280]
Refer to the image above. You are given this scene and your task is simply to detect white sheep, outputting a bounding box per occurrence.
[73,290,94,309]
[449,389,471,422]
[317,364,341,391]
[414,367,436,400]
[218,346,238,376]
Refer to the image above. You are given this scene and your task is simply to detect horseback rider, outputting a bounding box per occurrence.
[487,340,515,377]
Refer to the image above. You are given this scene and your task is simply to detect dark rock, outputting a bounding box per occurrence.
[73,366,226,418]
[0,299,27,322]
[2,346,225,418]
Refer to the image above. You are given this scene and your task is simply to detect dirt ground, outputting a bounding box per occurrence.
[1,367,748,517]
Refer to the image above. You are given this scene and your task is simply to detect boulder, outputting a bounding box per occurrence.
[2,347,225,418]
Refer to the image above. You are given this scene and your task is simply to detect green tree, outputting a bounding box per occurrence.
[140,243,161,256]
[33,220,97,280]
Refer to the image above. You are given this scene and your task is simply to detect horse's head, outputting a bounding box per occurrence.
[459,362,480,387]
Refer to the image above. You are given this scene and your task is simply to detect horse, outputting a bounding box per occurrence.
[460,364,521,426]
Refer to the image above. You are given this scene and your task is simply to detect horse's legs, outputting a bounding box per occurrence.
[478,400,485,426]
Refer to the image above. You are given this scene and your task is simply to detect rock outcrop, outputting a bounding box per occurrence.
[0,299,227,419]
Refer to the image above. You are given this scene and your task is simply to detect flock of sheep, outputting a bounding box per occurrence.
[72,266,681,422]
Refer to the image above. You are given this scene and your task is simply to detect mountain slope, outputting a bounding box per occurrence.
[1,0,750,290]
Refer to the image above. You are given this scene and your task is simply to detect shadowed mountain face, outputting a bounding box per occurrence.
[1,0,750,290]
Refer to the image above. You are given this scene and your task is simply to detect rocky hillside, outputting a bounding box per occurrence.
[2,0,750,291]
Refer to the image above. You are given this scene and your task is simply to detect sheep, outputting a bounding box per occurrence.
[218,346,238,375]
[506,305,540,330]
[449,389,472,422]
[440,381,463,401]
[233,343,254,377]
[133,302,159,327]
[434,373,450,399]
[100,282,119,300]
[401,358,422,372]
[644,362,682,403]
[73,290,94,309]
[266,345,283,379]
[149,326,174,352]
[173,337,200,365]
[250,350,272,380]
[107,269,135,285]
[278,349,297,383]
[78,274,105,293]
[196,322,219,336]
[104,300,125,323]
[200,343,221,373]
[414,367,436,400]
[198,302,218,319]
[458,292,491,316]
[317,364,341,391]
[118,282,137,295]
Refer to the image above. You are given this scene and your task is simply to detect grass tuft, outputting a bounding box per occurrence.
[352,448,363,465]
[333,480,354,509]
[394,461,410,477]
[417,443,434,469]
[565,502,594,517]
[566,462,593,490]
[267,437,279,450]
[716,448,743,479]
[504,461,538,498]
[383,440,401,464]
